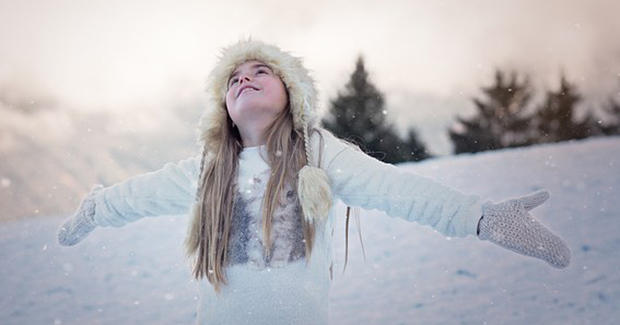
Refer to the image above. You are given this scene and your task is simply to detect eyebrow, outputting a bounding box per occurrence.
[229,63,273,81]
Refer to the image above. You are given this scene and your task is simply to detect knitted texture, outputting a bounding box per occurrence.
[478,190,571,268]
[57,185,104,246]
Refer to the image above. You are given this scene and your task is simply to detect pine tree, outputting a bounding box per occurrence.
[535,74,596,142]
[322,56,430,163]
[600,94,620,135]
[449,70,535,154]
[400,129,430,162]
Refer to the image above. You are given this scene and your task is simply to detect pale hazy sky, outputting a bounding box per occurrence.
[1,0,619,154]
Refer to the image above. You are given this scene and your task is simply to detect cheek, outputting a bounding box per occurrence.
[225,88,234,107]
[225,88,237,108]
[274,82,289,110]
[225,91,239,121]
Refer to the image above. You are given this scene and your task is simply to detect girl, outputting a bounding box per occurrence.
[57,39,571,324]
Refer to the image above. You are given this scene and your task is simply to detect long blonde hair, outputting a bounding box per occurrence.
[185,103,318,292]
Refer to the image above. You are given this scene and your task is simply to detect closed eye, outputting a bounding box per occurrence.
[228,63,273,89]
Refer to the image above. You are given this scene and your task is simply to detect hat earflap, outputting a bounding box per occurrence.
[298,121,332,224]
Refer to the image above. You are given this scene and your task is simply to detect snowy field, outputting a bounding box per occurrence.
[1,136,618,325]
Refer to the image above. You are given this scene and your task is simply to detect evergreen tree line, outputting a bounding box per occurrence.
[323,56,620,162]
[449,70,620,154]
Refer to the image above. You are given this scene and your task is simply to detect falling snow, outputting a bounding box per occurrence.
[0,136,618,324]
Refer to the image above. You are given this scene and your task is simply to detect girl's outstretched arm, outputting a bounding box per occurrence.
[58,154,201,246]
[314,129,570,268]
[316,130,482,238]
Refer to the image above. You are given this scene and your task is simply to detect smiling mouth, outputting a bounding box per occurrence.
[237,86,260,98]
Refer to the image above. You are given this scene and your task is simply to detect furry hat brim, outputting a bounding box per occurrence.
[198,39,319,152]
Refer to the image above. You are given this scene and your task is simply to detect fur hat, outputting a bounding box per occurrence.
[195,39,332,224]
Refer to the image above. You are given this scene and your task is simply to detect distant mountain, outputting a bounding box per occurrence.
[0,104,200,222]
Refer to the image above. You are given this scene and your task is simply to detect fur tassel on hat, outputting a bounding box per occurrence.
[298,165,332,223]
[298,121,332,223]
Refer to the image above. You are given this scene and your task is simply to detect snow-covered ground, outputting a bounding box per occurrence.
[1,136,618,325]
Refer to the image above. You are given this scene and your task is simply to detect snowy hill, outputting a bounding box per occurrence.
[1,136,618,325]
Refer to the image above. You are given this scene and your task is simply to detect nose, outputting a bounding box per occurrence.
[238,73,252,84]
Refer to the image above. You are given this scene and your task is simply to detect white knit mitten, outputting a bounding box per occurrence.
[477,190,571,269]
[57,185,104,246]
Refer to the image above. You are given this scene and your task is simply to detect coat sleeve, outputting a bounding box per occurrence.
[313,130,482,238]
[92,154,202,228]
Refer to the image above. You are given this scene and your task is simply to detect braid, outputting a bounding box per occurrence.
[302,123,312,167]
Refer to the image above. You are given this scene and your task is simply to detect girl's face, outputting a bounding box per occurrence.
[225,60,288,140]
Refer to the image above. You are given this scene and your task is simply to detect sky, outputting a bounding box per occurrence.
[1,0,620,154]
